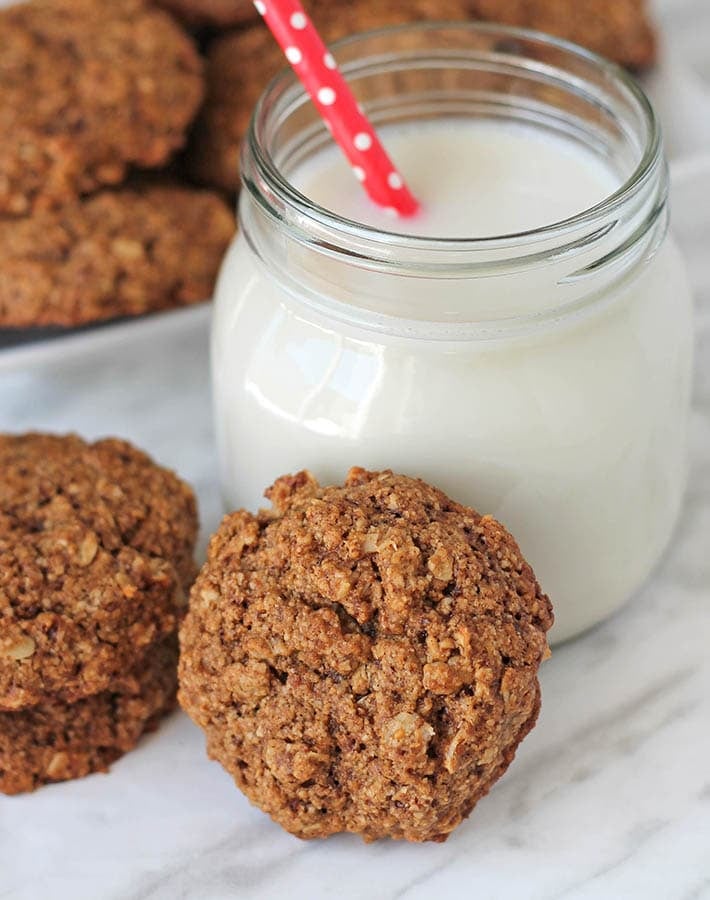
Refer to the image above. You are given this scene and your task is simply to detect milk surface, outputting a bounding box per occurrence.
[291,119,620,237]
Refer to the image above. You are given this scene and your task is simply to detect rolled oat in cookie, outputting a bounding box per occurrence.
[0,433,197,711]
[0,637,178,795]
[179,468,552,843]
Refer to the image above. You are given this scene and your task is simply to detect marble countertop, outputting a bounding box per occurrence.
[1,2,709,897]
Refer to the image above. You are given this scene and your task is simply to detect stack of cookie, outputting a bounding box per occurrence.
[0,0,235,328]
[0,433,198,794]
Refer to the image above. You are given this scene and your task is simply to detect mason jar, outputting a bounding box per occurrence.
[211,23,693,643]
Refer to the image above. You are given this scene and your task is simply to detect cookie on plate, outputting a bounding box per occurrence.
[179,468,553,842]
[0,638,177,796]
[0,0,204,217]
[156,0,259,30]
[467,0,657,71]
[0,433,198,710]
[0,183,235,328]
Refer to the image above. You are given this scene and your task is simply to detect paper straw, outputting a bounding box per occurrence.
[253,0,420,217]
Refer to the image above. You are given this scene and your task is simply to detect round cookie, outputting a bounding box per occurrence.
[179,468,553,842]
[0,638,177,796]
[0,182,235,328]
[0,434,197,711]
[0,0,204,217]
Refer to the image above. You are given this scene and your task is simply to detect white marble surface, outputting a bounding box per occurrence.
[2,4,710,898]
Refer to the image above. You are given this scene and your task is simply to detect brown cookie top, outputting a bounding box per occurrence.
[0,638,177,796]
[0,0,204,217]
[0,182,235,328]
[468,0,657,71]
[156,0,259,30]
[179,469,552,842]
[0,434,197,711]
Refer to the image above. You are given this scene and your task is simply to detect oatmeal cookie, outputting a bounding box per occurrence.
[0,0,204,217]
[0,433,197,711]
[179,469,552,842]
[0,183,235,327]
[0,638,177,795]
[468,0,657,71]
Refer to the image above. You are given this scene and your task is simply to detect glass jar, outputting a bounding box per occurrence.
[212,23,693,643]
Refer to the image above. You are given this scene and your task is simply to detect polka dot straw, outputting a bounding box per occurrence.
[253,0,420,217]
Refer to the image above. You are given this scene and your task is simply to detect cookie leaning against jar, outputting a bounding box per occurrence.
[0,433,198,712]
[0,182,235,328]
[179,468,553,843]
[0,0,204,217]
[185,0,658,193]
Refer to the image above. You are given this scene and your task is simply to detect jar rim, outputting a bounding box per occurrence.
[245,20,662,253]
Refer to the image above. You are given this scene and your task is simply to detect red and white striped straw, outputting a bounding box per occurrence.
[253,0,420,218]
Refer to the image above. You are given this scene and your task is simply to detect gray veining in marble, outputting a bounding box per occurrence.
[1,0,709,897]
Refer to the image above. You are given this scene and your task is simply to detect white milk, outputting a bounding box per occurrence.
[212,118,693,643]
[291,120,619,238]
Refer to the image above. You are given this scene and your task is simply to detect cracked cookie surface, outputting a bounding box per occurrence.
[0,433,197,710]
[179,468,552,842]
